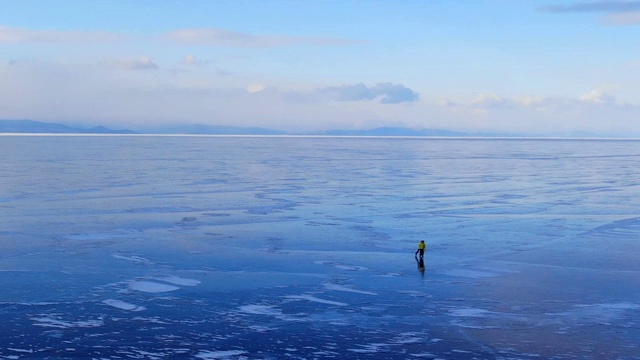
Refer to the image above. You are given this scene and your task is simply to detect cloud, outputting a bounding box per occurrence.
[109,57,158,70]
[165,28,356,47]
[0,25,122,43]
[183,54,202,65]
[541,1,640,13]
[471,93,512,109]
[605,10,640,24]
[466,89,623,114]
[579,89,616,104]
[540,1,640,24]
[247,84,267,93]
[306,82,420,104]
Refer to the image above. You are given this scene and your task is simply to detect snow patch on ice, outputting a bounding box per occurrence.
[449,308,492,317]
[155,275,201,286]
[31,316,103,329]
[129,281,180,293]
[112,254,153,264]
[238,304,301,321]
[102,299,145,311]
[548,302,640,323]
[323,283,377,295]
[285,295,347,306]
[195,350,247,359]
[7,348,33,353]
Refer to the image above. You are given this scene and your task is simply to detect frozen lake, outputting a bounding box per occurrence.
[1,136,639,359]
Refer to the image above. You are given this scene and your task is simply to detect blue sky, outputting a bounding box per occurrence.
[1,0,640,134]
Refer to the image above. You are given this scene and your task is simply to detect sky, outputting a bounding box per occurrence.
[1,0,640,135]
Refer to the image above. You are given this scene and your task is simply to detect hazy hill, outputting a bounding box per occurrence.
[0,119,625,138]
[146,124,287,135]
[0,120,137,134]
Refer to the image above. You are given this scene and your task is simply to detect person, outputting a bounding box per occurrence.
[415,240,426,259]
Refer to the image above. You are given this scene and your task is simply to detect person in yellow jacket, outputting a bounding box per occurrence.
[415,240,426,259]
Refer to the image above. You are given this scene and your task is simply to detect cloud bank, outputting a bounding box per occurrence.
[292,83,420,104]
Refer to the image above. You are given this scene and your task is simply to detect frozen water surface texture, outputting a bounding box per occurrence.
[1,136,640,359]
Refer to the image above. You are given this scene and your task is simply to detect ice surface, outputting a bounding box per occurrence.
[323,282,378,295]
[2,136,640,359]
[128,280,180,293]
[155,275,201,286]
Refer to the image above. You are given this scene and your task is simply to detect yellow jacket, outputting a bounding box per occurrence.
[418,242,426,250]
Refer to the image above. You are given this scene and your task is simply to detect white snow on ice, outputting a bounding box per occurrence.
[154,275,201,286]
[285,295,348,306]
[314,261,369,271]
[195,350,247,359]
[30,316,103,329]
[449,308,492,317]
[323,283,377,295]
[238,304,302,321]
[102,299,146,311]
[112,254,153,264]
[129,281,180,293]
[548,302,640,323]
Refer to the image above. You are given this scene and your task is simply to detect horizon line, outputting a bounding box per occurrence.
[2,133,640,141]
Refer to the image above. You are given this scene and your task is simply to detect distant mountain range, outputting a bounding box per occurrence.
[0,119,626,138]
[0,120,136,134]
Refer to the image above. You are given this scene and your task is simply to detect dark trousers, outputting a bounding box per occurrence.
[416,249,424,257]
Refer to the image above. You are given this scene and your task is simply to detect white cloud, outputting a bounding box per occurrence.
[109,57,158,71]
[165,28,356,47]
[183,54,201,65]
[247,84,267,93]
[0,25,122,43]
[471,93,510,109]
[291,82,419,104]
[579,89,616,104]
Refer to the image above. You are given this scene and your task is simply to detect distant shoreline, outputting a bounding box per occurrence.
[3,133,640,141]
